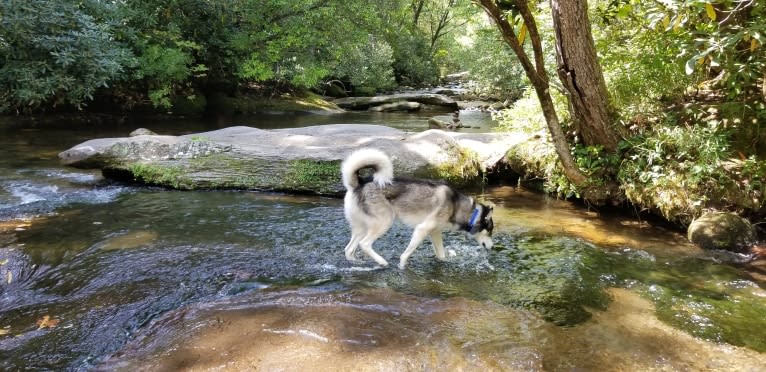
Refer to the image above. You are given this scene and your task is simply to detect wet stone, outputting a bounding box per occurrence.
[687,212,756,253]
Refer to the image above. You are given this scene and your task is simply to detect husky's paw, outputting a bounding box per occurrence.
[345,255,362,263]
[448,249,457,257]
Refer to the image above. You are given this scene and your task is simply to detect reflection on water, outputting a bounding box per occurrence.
[1,113,765,370]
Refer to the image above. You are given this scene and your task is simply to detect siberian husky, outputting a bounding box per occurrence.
[341,148,494,269]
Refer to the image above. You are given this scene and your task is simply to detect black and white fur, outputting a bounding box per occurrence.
[341,148,494,269]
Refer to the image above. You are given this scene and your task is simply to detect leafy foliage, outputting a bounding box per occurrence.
[0,0,132,112]
[564,0,766,220]
[594,0,697,120]
[334,37,396,94]
[388,33,440,87]
[442,26,527,98]
[618,119,735,222]
[0,0,443,111]
[645,0,766,99]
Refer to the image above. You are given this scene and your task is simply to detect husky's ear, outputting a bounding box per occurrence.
[485,205,493,218]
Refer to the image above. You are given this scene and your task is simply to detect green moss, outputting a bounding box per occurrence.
[417,147,483,187]
[504,137,557,180]
[190,135,210,142]
[184,154,343,194]
[283,159,341,194]
[187,155,275,189]
[129,163,193,189]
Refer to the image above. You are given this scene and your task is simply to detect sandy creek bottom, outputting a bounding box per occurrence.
[101,287,766,371]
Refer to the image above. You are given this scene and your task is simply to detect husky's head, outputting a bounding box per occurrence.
[468,204,494,249]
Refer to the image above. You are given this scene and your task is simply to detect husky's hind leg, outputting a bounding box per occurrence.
[344,226,363,261]
[358,216,394,267]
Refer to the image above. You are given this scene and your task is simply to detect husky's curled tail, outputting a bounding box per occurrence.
[341,148,393,190]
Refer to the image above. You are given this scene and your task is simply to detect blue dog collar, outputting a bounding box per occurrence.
[468,207,480,227]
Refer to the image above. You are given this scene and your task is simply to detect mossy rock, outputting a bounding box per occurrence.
[504,135,555,179]
[323,83,347,98]
[687,212,756,253]
[353,86,377,97]
[61,125,523,195]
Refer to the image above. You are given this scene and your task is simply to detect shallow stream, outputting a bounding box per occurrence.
[1,112,765,371]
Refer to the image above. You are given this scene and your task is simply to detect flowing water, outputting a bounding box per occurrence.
[1,112,766,371]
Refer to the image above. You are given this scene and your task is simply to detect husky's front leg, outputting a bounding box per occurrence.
[430,231,447,261]
[399,224,434,269]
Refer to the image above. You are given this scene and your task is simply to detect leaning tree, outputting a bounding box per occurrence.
[475,0,622,199]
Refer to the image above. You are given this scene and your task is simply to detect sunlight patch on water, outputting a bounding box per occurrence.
[95,231,160,251]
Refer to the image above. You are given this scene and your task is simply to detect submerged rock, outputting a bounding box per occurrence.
[367,101,421,112]
[128,128,157,137]
[687,212,756,253]
[59,124,529,195]
[428,117,452,129]
[333,93,458,111]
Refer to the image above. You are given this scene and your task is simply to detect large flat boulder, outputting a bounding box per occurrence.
[59,124,528,195]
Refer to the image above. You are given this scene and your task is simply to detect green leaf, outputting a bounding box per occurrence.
[705,3,716,21]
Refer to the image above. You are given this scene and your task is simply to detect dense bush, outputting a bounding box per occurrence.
[0,0,132,112]
[618,121,734,222]
[594,1,696,121]
[617,109,766,223]
[333,37,397,94]
[0,0,444,112]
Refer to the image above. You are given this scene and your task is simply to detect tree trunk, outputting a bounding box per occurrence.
[475,0,588,186]
[551,0,619,152]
